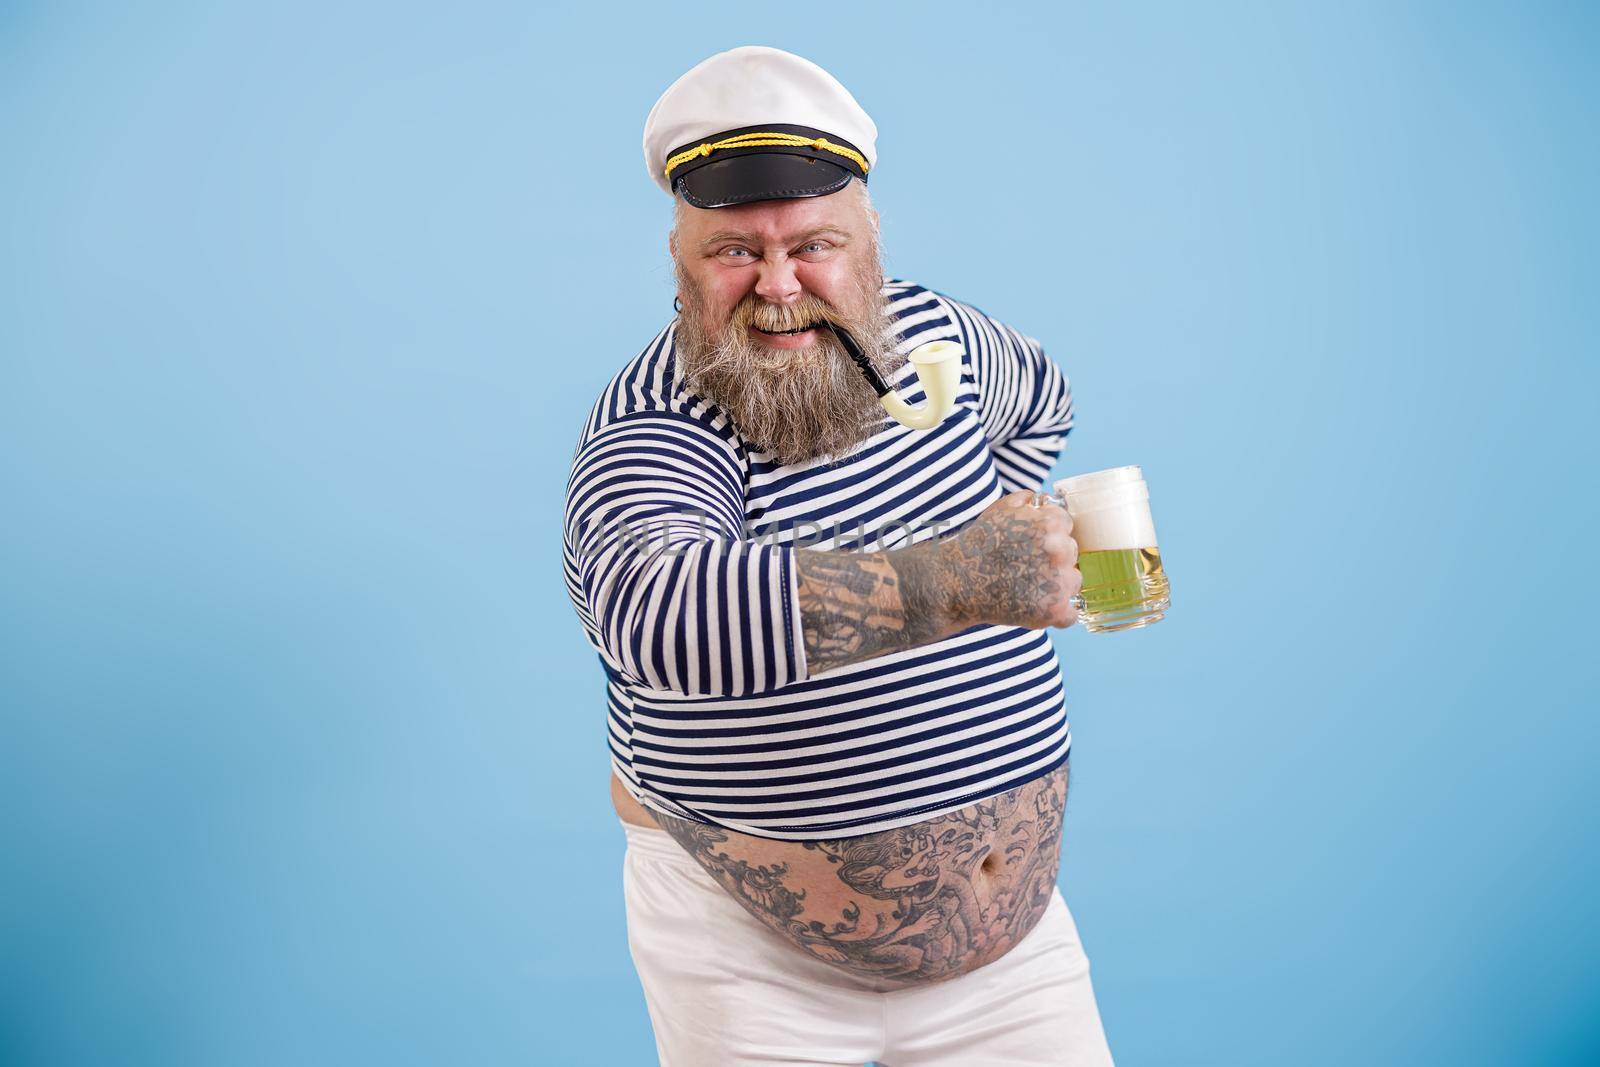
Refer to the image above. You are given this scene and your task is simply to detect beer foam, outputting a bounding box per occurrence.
[1067,504,1158,551]
[1055,472,1158,551]
[1054,465,1142,496]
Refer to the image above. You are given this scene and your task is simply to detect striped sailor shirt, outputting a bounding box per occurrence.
[563,278,1076,840]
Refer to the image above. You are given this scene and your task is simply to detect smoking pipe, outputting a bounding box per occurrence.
[823,322,960,430]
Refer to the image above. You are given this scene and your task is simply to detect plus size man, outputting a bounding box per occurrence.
[563,45,1115,1066]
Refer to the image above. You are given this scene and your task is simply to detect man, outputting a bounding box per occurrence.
[563,46,1115,1066]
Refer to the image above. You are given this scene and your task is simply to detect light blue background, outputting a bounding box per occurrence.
[3,2,1596,1064]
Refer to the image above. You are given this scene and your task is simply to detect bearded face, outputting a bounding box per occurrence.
[670,188,905,466]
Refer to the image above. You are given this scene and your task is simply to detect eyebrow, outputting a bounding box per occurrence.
[698,226,852,250]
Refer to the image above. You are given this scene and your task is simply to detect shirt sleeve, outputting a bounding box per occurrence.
[966,315,1076,495]
[564,410,808,697]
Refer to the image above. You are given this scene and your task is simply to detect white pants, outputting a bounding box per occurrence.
[622,820,1115,1067]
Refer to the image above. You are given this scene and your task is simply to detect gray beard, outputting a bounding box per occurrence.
[672,265,904,466]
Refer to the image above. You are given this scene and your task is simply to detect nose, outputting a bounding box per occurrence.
[753,255,803,305]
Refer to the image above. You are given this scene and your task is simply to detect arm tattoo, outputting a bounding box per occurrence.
[794,502,1064,674]
[646,764,1069,990]
[794,548,950,674]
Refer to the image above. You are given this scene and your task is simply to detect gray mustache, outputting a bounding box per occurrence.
[742,303,838,333]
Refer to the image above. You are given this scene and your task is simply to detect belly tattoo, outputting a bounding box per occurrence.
[646,763,1068,989]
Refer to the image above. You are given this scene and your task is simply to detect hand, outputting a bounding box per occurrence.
[935,490,1082,630]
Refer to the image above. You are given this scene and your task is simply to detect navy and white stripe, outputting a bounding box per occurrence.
[563,279,1076,840]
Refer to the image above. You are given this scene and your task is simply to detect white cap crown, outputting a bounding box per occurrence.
[642,45,878,197]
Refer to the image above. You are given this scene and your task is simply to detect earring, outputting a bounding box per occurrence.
[673,295,683,314]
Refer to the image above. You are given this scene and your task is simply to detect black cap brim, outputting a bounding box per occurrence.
[675,153,856,209]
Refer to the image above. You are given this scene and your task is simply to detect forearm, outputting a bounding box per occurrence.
[796,494,1077,674]
[790,543,953,675]
[795,541,965,674]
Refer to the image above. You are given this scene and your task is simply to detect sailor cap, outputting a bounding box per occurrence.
[642,45,878,209]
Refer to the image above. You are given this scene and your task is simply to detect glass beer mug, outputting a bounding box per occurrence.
[1052,466,1170,633]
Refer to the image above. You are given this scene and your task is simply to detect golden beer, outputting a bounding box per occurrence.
[1073,546,1169,632]
[1054,467,1171,633]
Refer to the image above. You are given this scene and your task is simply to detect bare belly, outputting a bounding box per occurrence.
[612,763,1069,990]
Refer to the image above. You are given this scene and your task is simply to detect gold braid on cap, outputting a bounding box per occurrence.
[664,132,869,180]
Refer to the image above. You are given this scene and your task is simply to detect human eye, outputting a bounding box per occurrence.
[796,240,834,258]
[717,246,754,261]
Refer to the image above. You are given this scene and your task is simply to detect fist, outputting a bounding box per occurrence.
[942,490,1082,630]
